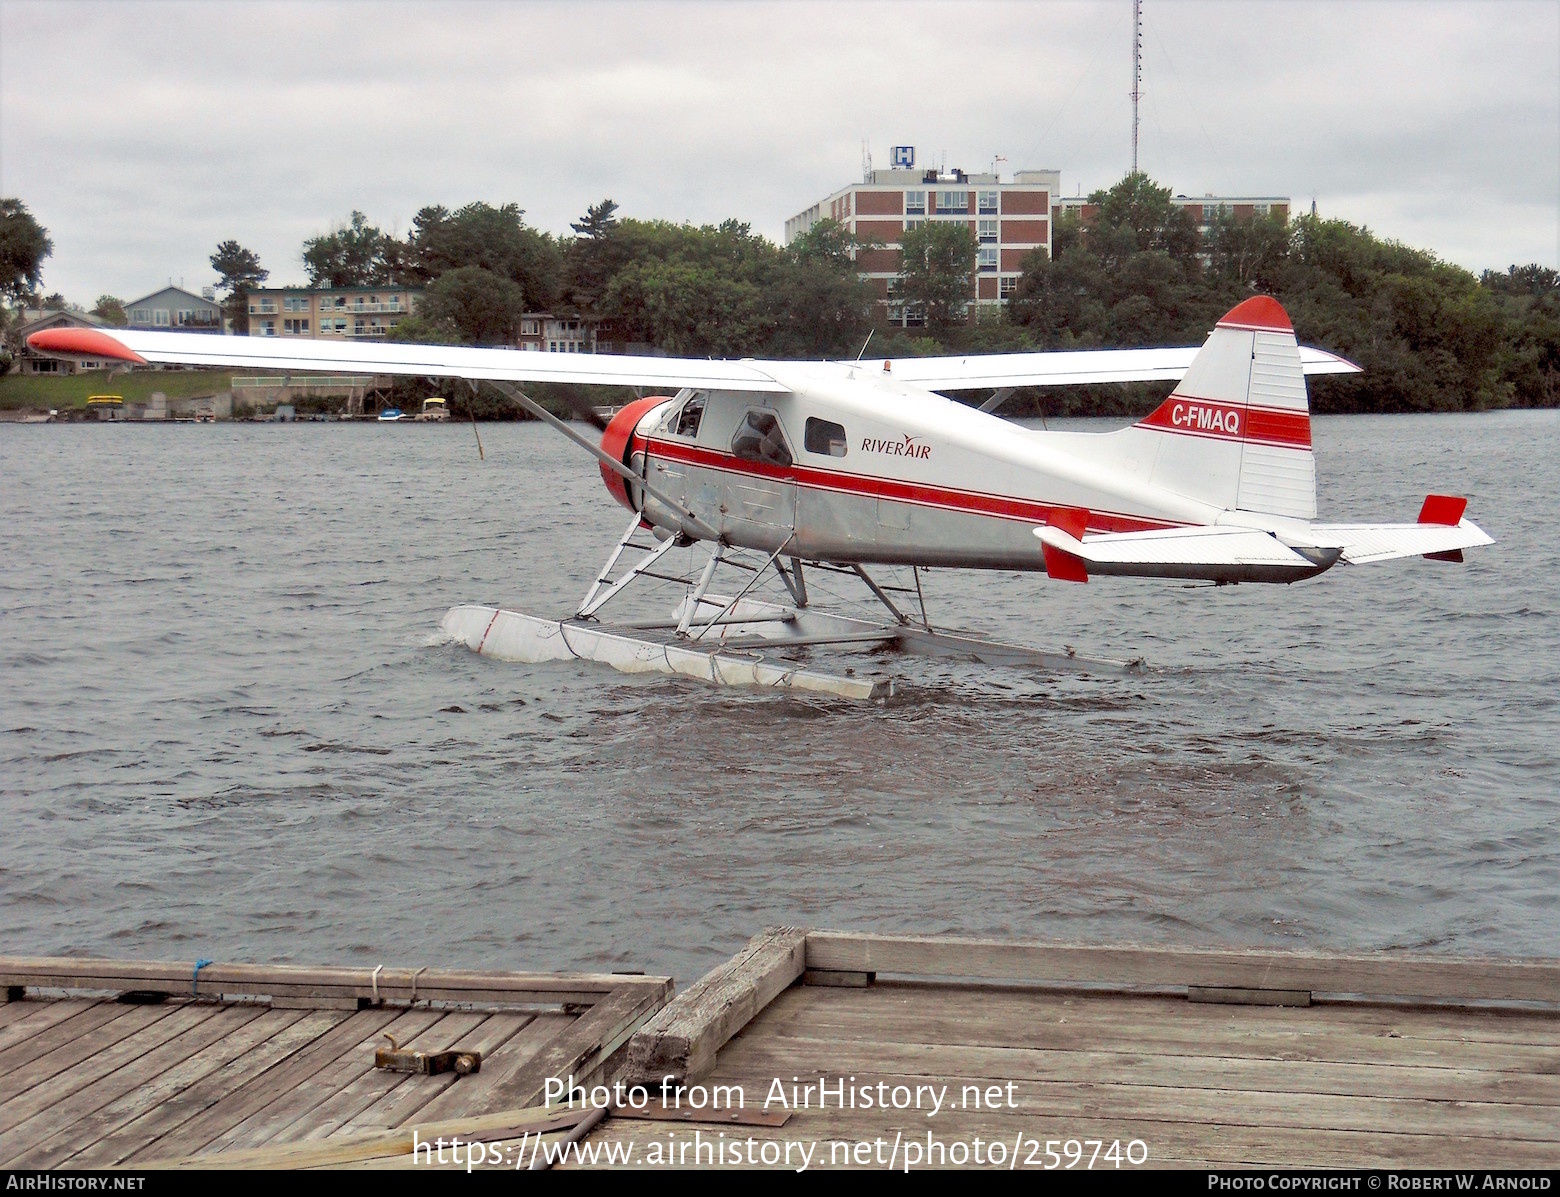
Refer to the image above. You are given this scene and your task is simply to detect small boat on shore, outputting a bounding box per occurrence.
[377,407,405,422]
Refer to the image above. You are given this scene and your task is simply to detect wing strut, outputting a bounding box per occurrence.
[485,380,720,542]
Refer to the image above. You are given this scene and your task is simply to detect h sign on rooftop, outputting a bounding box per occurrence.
[892,146,915,168]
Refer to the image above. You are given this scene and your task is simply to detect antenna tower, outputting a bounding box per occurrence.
[1131,0,1142,174]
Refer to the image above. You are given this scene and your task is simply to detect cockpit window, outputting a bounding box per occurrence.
[804,417,848,457]
[730,410,793,468]
[672,392,706,439]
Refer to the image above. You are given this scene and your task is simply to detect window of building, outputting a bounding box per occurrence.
[283,318,310,335]
[977,247,998,271]
[520,319,540,336]
[32,357,59,373]
[1254,203,1270,216]
[935,190,968,214]
[999,276,1019,298]
[977,190,998,214]
[903,302,926,328]
[804,417,848,457]
[259,320,276,336]
[903,219,924,233]
[730,410,792,468]
[153,309,170,326]
[978,219,997,242]
[132,309,150,323]
[905,191,926,215]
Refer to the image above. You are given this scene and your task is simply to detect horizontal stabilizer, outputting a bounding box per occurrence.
[1305,518,1494,565]
[1033,523,1336,584]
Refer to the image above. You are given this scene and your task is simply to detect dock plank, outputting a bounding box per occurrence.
[754,987,1560,1074]
[206,1007,448,1152]
[334,1012,536,1136]
[784,982,1560,1048]
[291,1010,487,1142]
[93,1010,344,1166]
[410,1013,575,1124]
[706,1059,1560,1143]
[0,999,100,1056]
[804,933,1560,1005]
[579,1109,1560,1170]
[0,1001,128,1072]
[0,1003,180,1105]
[131,1009,399,1161]
[0,1005,255,1168]
[722,1032,1560,1108]
[55,1009,310,1169]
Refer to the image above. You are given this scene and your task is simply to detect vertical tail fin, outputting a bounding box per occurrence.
[1130,296,1316,519]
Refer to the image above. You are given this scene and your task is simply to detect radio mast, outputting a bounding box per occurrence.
[1131,0,1142,174]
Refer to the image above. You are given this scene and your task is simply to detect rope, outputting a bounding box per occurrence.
[192,958,214,997]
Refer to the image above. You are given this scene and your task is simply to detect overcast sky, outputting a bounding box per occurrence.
[2,0,1556,306]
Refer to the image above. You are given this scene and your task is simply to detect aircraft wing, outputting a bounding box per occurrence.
[864,344,1361,390]
[24,327,790,393]
[29,327,1359,395]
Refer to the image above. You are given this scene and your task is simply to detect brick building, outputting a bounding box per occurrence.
[785,157,1059,326]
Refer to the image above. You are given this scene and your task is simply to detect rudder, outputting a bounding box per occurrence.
[1130,296,1316,520]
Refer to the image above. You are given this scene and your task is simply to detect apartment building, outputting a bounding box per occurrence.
[785,155,1058,326]
[246,286,421,339]
[516,313,592,353]
[1054,193,1291,234]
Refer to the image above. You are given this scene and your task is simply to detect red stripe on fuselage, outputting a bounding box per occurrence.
[641,438,1178,534]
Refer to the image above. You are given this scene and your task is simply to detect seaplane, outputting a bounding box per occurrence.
[29,296,1493,699]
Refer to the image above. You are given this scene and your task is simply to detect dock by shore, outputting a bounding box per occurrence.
[3,932,1557,1170]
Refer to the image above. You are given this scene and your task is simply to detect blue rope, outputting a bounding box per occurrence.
[192,958,214,997]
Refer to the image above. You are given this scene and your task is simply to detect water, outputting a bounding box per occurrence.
[2,411,1556,987]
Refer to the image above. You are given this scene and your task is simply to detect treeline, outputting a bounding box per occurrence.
[1003,174,1560,415]
[272,179,1556,415]
[7,180,1556,415]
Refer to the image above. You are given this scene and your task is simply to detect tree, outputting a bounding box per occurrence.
[0,199,52,305]
[413,266,527,345]
[570,199,619,239]
[92,295,128,326]
[898,221,977,334]
[210,240,269,334]
[303,211,396,288]
[405,202,558,309]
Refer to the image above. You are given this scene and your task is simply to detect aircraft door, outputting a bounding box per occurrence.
[722,408,797,545]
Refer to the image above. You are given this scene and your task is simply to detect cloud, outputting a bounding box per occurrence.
[2,0,1555,305]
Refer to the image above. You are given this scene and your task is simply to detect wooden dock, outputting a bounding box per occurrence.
[2,932,1557,1170]
[0,957,669,1168]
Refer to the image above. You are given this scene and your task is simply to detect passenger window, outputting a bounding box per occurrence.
[672,393,706,438]
[804,417,848,457]
[730,410,793,468]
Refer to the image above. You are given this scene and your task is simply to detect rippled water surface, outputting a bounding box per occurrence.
[3,411,1556,986]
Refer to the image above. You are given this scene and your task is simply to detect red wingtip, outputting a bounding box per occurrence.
[1217,295,1292,333]
[26,327,147,364]
[1418,495,1468,526]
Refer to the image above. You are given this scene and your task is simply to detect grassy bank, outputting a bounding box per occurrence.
[0,369,288,411]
